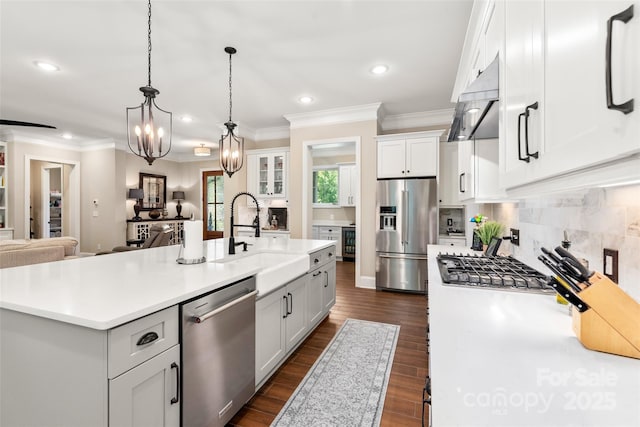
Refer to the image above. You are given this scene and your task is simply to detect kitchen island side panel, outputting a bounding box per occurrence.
[0,309,108,427]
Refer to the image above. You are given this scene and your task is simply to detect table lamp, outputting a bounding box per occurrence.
[173,191,185,219]
[128,188,144,221]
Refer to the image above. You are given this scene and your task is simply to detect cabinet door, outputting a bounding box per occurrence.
[339,164,357,207]
[109,345,180,427]
[246,154,258,196]
[406,137,438,177]
[502,0,544,187]
[438,142,459,206]
[543,0,640,177]
[255,290,286,385]
[457,139,475,201]
[322,262,337,313]
[377,139,406,178]
[284,276,308,351]
[307,269,324,327]
[256,154,271,197]
[271,153,287,198]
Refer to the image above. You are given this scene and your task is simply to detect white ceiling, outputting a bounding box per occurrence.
[0,0,472,159]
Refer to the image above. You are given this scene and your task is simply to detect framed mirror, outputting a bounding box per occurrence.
[139,173,166,210]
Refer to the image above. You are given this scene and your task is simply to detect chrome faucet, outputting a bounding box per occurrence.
[229,192,261,254]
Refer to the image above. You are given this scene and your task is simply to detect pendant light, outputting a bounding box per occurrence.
[219,47,244,178]
[126,0,172,166]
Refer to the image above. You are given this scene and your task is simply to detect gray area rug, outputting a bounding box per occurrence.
[271,318,400,427]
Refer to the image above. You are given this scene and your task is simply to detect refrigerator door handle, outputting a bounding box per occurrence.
[402,190,409,245]
[378,253,428,261]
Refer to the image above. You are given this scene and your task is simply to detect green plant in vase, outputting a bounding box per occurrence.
[475,221,505,246]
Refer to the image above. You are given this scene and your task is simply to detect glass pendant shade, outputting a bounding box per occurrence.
[126,86,172,165]
[220,121,244,178]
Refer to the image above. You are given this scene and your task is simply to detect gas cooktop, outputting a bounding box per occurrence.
[436,252,554,294]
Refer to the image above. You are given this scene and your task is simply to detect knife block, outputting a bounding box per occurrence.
[571,272,640,359]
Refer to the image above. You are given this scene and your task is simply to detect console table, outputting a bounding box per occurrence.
[126,219,185,245]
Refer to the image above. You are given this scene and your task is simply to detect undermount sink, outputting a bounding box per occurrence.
[211,251,309,295]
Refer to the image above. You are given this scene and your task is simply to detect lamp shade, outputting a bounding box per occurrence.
[194,144,211,157]
[172,191,185,200]
[128,188,144,200]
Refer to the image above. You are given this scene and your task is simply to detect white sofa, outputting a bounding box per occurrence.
[0,237,79,269]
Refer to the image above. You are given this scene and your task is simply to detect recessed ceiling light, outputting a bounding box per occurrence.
[181,115,193,123]
[299,96,313,104]
[457,135,466,140]
[467,107,480,114]
[370,65,388,75]
[34,61,60,72]
[62,132,72,140]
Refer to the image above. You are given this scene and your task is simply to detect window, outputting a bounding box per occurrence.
[312,167,339,206]
[203,170,224,239]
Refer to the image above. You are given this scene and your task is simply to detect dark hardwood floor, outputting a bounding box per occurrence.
[229,261,429,426]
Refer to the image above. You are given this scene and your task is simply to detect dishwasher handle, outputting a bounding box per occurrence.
[192,290,258,324]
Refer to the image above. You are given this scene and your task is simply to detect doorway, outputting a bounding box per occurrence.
[301,137,361,286]
[25,157,80,240]
[202,170,224,240]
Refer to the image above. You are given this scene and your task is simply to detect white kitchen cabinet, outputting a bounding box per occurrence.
[501,0,545,188]
[255,275,308,386]
[338,164,358,207]
[307,268,324,327]
[257,151,287,199]
[438,237,467,247]
[322,261,336,312]
[501,0,640,191]
[376,131,441,179]
[109,346,180,427]
[0,305,180,427]
[316,225,342,258]
[458,138,505,202]
[236,229,289,239]
[438,142,460,206]
[255,287,287,386]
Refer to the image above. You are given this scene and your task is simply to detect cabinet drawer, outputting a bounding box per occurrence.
[316,226,340,237]
[108,306,179,379]
[309,245,336,270]
[438,237,467,247]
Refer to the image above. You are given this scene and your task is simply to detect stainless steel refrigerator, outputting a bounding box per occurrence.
[375,178,437,293]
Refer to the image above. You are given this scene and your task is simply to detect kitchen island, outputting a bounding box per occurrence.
[427,245,640,426]
[0,238,335,427]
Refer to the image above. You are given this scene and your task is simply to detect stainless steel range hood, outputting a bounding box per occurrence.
[448,56,499,142]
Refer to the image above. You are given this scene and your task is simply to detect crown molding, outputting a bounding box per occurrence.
[380,108,454,131]
[284,102,382,129]
[4,129,116,151]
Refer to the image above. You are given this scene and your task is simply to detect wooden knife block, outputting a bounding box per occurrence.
[571,272,640,359]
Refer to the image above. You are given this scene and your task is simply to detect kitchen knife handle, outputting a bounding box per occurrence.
[548,278,590,312]
[524,102,539,159]
[555,246,594,281]
[606,5,634,114]
[517,112,530,162]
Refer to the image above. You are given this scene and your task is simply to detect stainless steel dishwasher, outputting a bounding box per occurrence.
[181,276,257,427]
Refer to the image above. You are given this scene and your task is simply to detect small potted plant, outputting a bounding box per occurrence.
[475,220,505,250]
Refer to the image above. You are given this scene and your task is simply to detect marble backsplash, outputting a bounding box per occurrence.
[487,184,640,302]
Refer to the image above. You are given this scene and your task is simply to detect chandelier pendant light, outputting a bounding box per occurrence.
[126,0,172,166]
[219,46,244,178]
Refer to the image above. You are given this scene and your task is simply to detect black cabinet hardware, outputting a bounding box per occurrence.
[170,362,180,404]
[606,5,634,114]
[524,102,539,159]
[459,172,465,193]
[287,292,293,315]
[282,295,288,318]
[517,112,530,162]
[136,331,159,346]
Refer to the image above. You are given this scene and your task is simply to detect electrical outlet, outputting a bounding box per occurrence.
[510,228,520,246]
[603,248,619,283]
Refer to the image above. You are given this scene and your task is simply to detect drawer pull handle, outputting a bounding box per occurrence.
[606,5,635,114]
[170,362,180,404]
[312,271,322,277]
[314,258,319,264]
[136,331,159,346]
[328,252,333,257]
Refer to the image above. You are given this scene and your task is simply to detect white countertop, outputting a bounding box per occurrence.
[428,245,640,426]
[0,238,333,330]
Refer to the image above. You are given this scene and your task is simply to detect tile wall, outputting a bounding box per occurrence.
[488,184,640,301]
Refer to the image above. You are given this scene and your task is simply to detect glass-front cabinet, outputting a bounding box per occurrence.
[256,152,287,199]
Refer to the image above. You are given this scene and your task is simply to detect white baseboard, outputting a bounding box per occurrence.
[357,275,376,289]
